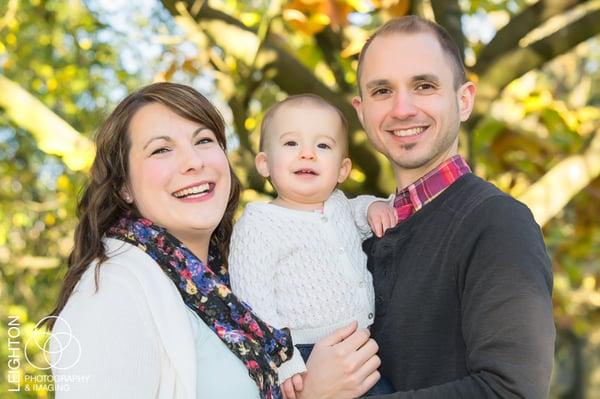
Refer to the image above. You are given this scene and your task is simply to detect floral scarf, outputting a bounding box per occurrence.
[106,215,293,399]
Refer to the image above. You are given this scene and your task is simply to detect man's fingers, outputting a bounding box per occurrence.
[292,374,304,392]
[335,328,371,354]
[356,350,381,381]
[359,370,382,395]
[346,337,379,374]
[281,379,296,399]
[319,321,359,346]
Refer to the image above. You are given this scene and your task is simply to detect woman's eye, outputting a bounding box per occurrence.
[195,137,214,145]
[284,141,298,147]
[317,143,331,150]
[150,147,170,156]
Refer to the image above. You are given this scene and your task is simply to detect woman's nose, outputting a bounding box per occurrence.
[179,146,204,173]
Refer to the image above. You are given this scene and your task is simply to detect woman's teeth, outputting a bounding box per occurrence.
[173,183,210,198]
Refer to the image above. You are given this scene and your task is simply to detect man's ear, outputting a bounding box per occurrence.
[337,157,352,184]
[255,152,271,178]
[352,96,364,126]
[458,81,476,122]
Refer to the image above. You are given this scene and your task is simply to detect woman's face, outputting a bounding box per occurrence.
[125,102,231,258]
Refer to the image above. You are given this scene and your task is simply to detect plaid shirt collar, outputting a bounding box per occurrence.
[394,155,471,216]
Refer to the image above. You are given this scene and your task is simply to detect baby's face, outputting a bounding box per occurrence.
[257,102,351,208]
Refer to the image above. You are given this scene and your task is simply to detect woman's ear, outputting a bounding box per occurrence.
[120,186,133,203]
[255,152,271,178]
[337,157,352,184]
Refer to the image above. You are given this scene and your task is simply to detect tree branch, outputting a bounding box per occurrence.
[518,127,600,227]
[0,74,93,171]
[160,0,384,194]
[315,27,353,93]
[430,0,465,55]
[473,8,600,119]
[473,0,589,75]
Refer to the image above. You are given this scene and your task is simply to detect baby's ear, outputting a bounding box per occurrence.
[337,157,352,183]
[255,152,271,178]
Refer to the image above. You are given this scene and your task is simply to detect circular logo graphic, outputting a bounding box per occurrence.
[24,316,82,371]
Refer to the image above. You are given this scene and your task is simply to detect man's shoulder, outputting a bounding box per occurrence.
[446,173,519,212]
[445,175,539,237]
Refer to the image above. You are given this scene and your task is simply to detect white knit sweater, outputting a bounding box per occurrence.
[229,190,378,381]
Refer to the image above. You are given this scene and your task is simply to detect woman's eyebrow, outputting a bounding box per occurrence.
[143,135,171,150]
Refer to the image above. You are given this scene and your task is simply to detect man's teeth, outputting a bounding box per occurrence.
[392,127,426,137]
[173,183,210,198]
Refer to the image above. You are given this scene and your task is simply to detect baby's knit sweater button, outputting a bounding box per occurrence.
[321,215,328,222]
[368,312,374,319]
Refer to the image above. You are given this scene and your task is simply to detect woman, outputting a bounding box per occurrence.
[48,82,380,399]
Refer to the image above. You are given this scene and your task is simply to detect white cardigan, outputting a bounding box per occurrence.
[229,190,378,380]
[51,238,198,399]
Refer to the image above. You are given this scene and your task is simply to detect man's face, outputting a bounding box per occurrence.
[353,32,475,185]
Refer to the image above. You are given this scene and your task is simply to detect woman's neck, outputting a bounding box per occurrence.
[174,232,210,265]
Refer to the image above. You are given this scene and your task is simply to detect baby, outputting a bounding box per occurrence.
[229,94,396,397]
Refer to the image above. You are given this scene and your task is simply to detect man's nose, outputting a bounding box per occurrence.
[391,91,418,119]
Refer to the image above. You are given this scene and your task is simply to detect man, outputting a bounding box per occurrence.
[352,16,555,398]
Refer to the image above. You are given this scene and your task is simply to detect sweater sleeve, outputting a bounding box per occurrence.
[348,194,392,240]
[52,266,162,399]
[367,196,555,399]
[228,210,307,382]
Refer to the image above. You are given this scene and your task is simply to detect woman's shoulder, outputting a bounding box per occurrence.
[66,238,187,318]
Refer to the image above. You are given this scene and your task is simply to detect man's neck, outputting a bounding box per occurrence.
[394,150,459,190]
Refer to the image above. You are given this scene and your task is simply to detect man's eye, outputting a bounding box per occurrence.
[150,147,170,156]
[284,141,298,147]
[317,143,331,150]
[371,88,391,96]
[416,83,435,91]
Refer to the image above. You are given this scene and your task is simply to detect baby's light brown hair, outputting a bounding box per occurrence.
[259,94,349,155]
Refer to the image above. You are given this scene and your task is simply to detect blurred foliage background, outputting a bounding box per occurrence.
[0,0,599,397]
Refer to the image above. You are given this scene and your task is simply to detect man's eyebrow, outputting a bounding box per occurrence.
[365,79,391,91]
[412,74,440,84]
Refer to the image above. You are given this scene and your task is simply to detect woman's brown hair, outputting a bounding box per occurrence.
[46,82,241,329]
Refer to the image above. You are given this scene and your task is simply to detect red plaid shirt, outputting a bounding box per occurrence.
[394,155,471,222]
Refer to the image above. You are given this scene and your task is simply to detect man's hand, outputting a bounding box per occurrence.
[368,201,398,238]
[281,373,304,399]
[298,322,381,399]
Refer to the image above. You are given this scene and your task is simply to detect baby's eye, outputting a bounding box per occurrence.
[317,143,331,150]
[284,140,298,147]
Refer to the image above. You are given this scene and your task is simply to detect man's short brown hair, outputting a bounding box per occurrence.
[357,15,467,94]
